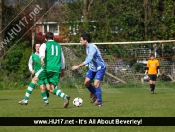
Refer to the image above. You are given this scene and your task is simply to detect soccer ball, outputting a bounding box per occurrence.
[73,97,83,107]
[143,75,150,81]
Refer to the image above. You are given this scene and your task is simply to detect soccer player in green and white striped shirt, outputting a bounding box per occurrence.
[18,43,50,105]
[19,32,70,108]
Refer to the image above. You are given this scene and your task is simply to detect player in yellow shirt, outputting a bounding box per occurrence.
[145,54,160,94]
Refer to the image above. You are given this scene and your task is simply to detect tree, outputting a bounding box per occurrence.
[1,0,175,82]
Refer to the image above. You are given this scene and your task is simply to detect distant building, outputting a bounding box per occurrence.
[36,22,59,36]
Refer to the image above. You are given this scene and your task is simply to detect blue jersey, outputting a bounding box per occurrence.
[84,43,106,72]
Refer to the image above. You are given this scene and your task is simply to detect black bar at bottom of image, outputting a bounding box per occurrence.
[0,117,175,126]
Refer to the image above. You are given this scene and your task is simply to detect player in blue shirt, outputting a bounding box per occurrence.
[71,33,106,107]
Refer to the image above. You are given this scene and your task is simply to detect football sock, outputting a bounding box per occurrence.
[41,92,49,104]
[24,82,35,101]
[53,89,66,99]
[96,86,102,103]
[87,84,96,97]
[153,84,155,91]
[150,84,153,91]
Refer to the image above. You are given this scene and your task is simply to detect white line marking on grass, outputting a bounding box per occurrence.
[102,89,123,94]
[74,83,85,94]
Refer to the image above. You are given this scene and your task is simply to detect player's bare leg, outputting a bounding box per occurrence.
[45,84,50,98]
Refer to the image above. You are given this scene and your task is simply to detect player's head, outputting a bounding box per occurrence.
[150,53,155,60]
[33,43,41,53]
[45,32,54,40]
[80,32,91,45]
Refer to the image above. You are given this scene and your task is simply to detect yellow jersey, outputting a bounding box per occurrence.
[147,59,159,74]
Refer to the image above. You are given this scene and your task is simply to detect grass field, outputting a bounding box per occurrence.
[1,82,175,132]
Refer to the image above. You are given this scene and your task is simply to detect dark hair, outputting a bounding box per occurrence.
[150,53,155,57]
[81,32,91,43]
[45,32,54,40]
[33,43,41,52]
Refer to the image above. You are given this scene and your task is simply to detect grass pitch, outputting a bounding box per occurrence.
[0,82,175,132]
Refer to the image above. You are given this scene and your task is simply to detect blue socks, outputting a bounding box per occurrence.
[87,84,96,96]
[96,86,102,103]
[87,85,102,103]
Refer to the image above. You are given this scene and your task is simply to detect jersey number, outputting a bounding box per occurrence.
[51,45,58,56]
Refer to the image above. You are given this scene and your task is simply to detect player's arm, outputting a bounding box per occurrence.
[157,60,160,76]
[71,46,96,71]
[145,67,149,75]
[145,62,149,75]
[28,55,34,74]
[39,43,46,66]
[60,48,65,77]
[72,62,86,70]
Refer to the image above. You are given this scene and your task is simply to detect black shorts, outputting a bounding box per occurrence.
[148,74,157,81]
